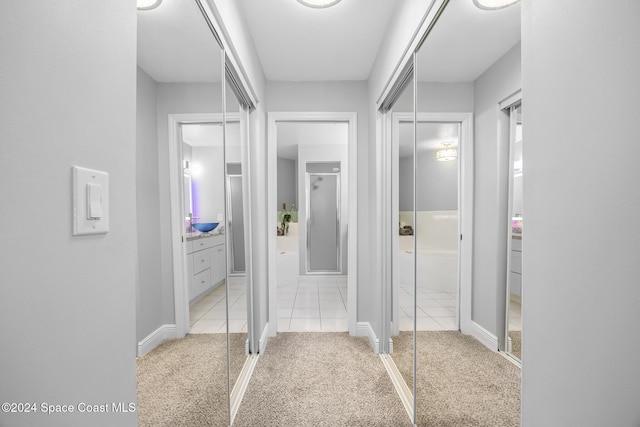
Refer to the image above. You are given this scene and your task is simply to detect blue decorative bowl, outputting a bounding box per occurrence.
[192,222,219,233]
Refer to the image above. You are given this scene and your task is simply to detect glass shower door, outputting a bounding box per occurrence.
[306,162,341,273]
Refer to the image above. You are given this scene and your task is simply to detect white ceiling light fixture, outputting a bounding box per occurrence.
[296,0,342,9]
[472,0,520,10]
[137,0,162,11]
[436,142,458,162]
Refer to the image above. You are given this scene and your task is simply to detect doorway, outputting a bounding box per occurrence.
[266,113,358,340]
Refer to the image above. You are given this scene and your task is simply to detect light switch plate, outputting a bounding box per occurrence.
[73,166,109,236]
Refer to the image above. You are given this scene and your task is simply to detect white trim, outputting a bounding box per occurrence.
[258,323,269,354]
[229,354,259,425]
[498,89,523,111]
[387,112,475,339]
[137,324,177,357]
[168,113,240,339]
[470,321,499,351]
[356,322,380,354]
[380,354,414,423]
[376,0,448,108]
[267,112,358,337]
[199,0,259,108]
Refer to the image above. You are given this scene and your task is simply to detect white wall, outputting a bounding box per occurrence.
[136,67,164,343]
[0,2,137,426]
[472,42,521,336]
[191,146,225,223]
[521,1,640,426]
[277,157,297,210]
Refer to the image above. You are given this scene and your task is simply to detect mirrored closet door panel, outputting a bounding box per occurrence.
[389,70,417,421]
[506,103,523,361]
[137,0,229,425]
[223,74,252,398]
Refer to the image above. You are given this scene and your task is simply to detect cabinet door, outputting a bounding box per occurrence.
[187,253,194,300]
[212,245,226,284]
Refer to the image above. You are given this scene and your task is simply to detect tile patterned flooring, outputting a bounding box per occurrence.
[399,285,459,331]
[276,277,349,332]
[189,278,247,334]
[189,276,464,334]
[509,298,522,331]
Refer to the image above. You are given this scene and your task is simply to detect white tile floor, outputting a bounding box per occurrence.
[189,278,248,334]
[277,277,349,332]
[398,285,458,331]
[508,297,522,331]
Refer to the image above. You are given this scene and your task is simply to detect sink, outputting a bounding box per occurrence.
[192,222,219,233]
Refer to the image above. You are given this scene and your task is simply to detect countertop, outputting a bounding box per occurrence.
[185,231,224,242]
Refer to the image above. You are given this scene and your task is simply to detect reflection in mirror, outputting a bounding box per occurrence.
[224,78,249,397]
[507,103,523,361]
[412,0,521,424]
[390,74,416,420]
[136,0,229,425]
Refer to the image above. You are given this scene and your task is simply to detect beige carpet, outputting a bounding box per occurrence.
[393,331,521,427]
[233,332,413,426]
[136,333,246,427]
[508,331,521,360]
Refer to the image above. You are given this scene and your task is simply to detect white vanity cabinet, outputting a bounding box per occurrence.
[187,234,225,302]
[510,237,522,297]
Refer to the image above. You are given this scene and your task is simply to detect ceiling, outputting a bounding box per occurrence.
[137,0,520,85]
[416,0,521,82]
[277,122,349,160]
[137,0,222,82]
[238,0,399,81]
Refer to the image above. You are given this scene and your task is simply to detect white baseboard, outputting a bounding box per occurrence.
[137,324,177,357]
[469,321,498,351]
[380,354,413,422]
[259,323,269,354]
[229,355,259,425]
[356,322,380,354]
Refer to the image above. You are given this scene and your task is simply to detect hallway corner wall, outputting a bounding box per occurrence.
[0,2,138,426]
[521,1,640,426]
[136,67,164,344]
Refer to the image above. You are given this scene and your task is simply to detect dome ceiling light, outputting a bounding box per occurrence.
[137,0,162,11]
[297,0,342,9]
[472,0,520,10]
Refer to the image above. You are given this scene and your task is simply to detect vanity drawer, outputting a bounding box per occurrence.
[192,237,214,252]
[193,249,210,274]
[192,269,211,299]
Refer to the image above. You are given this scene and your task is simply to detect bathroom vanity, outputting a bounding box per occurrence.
[186,233,225,303]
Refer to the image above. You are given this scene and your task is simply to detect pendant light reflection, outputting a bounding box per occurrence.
[436,142,458,162]
[137,0,162,11]
[297,0,342,9]
[472,0,520,10]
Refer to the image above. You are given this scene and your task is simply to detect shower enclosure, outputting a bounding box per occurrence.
[306,162,341,274]
[227,163,245,274]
